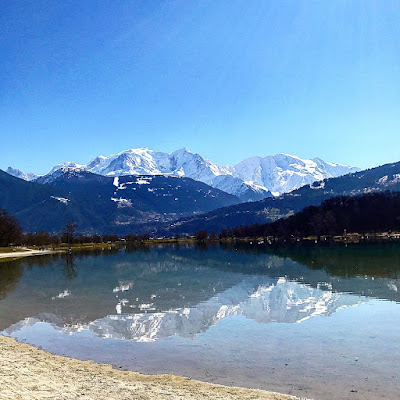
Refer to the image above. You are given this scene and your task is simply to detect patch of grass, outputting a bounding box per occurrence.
[0,247,30,254]
[51,242,123,251]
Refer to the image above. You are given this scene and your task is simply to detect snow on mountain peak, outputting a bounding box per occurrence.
[10,148,359,202]
[36,166,88,184]
[48,162,84,175]
[234,153,359,196]
[171,147,191,157]
[6,167,38,181]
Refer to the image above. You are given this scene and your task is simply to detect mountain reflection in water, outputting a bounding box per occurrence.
[1,243,399,338]
[2,243,400,400]
[5,276,363,341]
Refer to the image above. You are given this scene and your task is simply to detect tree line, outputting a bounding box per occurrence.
[3,192,400,247]
[218,192,400,239]
[0,209,150,247]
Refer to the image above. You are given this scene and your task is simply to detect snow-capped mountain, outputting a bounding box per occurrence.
[83,147,234,185]
[164,160,400,235]
[234,153,359,196]
[80,148,358,200]
[6,167,38,181]
[35,165,85,185]
[10,148,359,202]
[47,161,84,175]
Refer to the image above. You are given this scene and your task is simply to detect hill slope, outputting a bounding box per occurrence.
[0,168,239,233]
[161,161,400,235]
[228,192,400,238]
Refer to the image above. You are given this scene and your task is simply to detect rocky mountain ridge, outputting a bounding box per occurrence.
[7,147,358,202]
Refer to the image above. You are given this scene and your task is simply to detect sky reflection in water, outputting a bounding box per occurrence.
[1,243,400,400]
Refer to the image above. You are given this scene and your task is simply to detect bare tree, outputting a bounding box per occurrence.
[61,222,76,248]
[0,209,22,247]
[195,230,208,241]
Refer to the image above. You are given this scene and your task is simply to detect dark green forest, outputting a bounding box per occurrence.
[220,192,400,239]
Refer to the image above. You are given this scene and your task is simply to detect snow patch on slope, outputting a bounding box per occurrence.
[51,196,70,205]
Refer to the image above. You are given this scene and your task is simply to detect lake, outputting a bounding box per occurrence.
[1,243,399,399]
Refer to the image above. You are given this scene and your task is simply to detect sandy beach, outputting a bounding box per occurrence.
[0,335,304,400]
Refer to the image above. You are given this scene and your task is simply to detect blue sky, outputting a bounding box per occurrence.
[1,0,399,174]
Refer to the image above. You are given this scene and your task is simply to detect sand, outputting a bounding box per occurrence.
[0,335,305,400]
[0,248,56,260]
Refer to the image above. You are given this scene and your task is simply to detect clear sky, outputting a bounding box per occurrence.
[1,0,399,174]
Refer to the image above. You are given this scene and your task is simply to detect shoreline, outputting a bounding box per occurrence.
[0,248,58,260]
[1,234,400,262]
[0,334,304,400]
[0,248,60,260]
[0,243,120,261]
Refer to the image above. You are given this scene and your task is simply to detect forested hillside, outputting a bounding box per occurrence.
[221,192,400,239]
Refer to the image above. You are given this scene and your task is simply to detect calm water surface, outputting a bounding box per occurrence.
[1,243,400,400]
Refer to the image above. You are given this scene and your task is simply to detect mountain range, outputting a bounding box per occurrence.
[5,144,400,237]
[1,158,399,235]
[7,147,359,202]
[161,160,400,235]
